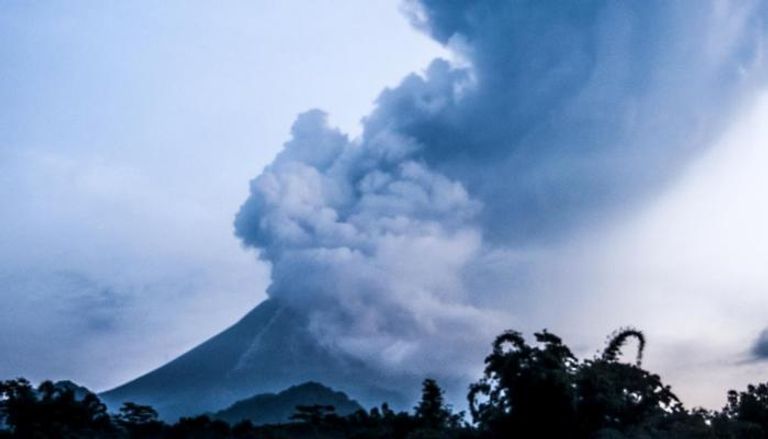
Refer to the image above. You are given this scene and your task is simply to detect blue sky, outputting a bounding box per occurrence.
[3,0,768,410]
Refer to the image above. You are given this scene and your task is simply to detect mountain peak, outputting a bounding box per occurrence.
[101,299,415,419]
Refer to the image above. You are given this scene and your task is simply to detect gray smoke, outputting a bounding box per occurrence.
[753,329,768,359]
[235,0,768,377]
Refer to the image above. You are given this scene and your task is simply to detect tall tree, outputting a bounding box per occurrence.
[414,379,460,430]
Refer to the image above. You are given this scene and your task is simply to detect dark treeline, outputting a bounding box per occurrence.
[3,328,768,438]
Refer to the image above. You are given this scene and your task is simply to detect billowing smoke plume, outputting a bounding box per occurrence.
[235,1,768,378]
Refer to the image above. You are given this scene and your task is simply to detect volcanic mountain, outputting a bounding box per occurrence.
[100,299,415,419]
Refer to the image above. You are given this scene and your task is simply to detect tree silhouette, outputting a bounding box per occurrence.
[0,378,114,438]
[468,330,578,437]
[578,328,686,437]
[116,402,163,438]
[576,355,683,436]
[414,378,462,431]
[717,383,768,438]
[601,327,646,366]
[290,404,337,424]
[7,327,768,438]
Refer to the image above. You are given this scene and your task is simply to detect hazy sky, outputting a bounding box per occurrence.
[2,0,768,410]
[0,0,443,391]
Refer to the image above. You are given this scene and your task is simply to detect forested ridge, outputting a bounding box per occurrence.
[3,328,768,438]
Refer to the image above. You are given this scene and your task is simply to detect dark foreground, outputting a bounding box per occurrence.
[3,328,768,438]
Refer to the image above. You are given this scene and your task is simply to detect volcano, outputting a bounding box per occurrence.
[100,299,415,419]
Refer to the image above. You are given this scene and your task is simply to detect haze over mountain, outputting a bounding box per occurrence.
[101,300,416,419]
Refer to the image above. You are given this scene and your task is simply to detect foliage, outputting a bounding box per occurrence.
[601,328,646,366]
[3,328,768,438]
[413,379,462,430]
[116,402,163,438]
[468,330,578,437]
[0,378,115,438]
[713,383,768,438]
[214,382,362,426]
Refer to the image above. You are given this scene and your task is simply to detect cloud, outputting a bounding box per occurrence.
[0,0,445,391]
[235,0,768,384]
[236,110,494,376]
[753,330,768,359]
[394,0,768,242]
[521,92,768,407]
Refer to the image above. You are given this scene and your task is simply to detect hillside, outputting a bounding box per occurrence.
[100,299,414,419]
[213,382,362,425]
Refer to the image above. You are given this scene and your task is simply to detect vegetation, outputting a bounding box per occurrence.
[214,382,362,426]
[3,328,768,438]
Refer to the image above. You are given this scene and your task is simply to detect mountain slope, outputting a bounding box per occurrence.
[100,299,413,419]
[213,381,362,425]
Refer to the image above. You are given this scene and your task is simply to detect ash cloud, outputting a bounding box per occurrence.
[235,1,768,378]
[753,329,768,359]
